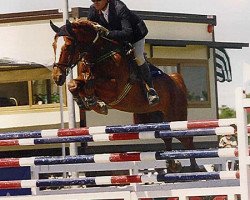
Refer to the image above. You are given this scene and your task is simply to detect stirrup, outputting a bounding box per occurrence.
[147,88,160,106]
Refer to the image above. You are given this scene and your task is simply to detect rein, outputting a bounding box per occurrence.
[53,30,100,76]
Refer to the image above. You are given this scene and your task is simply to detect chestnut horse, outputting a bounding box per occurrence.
[50,19,200,172]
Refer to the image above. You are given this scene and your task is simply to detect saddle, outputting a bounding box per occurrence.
[124,43,164,83]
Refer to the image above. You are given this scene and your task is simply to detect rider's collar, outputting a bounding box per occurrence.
[101,3,109,22]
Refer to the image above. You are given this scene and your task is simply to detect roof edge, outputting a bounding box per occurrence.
[72,7,217,25]
[146,39,249,49]
[0,7,217,25]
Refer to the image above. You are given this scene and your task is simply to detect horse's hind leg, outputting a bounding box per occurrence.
[161,138,183,173]
[134,112,179,172]
[178,137,203,172]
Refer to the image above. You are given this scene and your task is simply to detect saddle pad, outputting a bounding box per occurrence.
[148,62,165,78]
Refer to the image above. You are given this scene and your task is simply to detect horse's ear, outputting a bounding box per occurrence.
[50,20,60,33]
[66,20,75,37]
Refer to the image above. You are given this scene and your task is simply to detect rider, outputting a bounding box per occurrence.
[87,0,160,106]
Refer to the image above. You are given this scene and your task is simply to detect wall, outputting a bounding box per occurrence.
[146,20,212,41]
[0,19,80,131]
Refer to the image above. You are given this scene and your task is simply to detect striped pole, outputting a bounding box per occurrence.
[0,171,239,189]
[0,148,240,168]
[104,119,237,133]
[0,119,236,140]
[0,127,235,147]
[0,126,235,141]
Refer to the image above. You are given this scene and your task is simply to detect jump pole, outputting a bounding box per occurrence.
[0,148,240,168]
[0,171,239,189]
[0,123,236,140]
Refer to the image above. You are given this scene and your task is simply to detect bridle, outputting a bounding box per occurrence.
[52,35,79,75]
[52,30,101,76]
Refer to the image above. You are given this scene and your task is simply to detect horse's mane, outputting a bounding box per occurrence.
[72,19,97,31]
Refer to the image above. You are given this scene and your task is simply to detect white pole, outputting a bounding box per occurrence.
[59,86,66,178]
[235,87,250,200]
[62,0,78,157]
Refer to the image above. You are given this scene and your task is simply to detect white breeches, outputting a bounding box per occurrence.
[133,38,146,66]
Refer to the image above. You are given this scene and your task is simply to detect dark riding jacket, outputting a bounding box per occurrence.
[87,0,148,43]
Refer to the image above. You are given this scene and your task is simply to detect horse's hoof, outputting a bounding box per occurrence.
[191,165,206,172]
[94,101,108,115]
[167,160,182,173]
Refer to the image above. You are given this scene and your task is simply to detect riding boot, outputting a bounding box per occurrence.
[139,62,160,105]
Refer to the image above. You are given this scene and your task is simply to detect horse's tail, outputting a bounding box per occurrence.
[168,72,188,121]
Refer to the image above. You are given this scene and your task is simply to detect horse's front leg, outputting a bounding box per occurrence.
[84,79,108,115]
[68,79,89,110]
[68,78,108,115]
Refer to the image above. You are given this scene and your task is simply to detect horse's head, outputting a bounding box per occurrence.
[50,19,100,86]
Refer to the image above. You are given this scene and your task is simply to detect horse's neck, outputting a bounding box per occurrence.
[96,38,121,53]
[88,38,130,83]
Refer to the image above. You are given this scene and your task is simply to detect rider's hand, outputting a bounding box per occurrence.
[94,24,109,36]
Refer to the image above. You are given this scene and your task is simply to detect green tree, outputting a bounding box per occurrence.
[219,105,236,119]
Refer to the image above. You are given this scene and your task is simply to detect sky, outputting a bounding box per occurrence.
[0,0,249,108]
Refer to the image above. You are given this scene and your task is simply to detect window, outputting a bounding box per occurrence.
[32,79,60,105]
[180,65,209,104]
[0,81,29,107]
[148,58,210,107]
[0,79,64,109]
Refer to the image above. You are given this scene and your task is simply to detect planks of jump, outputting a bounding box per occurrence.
[0,117,241,198]
[0,118,238,147]
[0,148,241,168]
[0,127,236,146]
[0,171,240,189]
[0,86,249,200]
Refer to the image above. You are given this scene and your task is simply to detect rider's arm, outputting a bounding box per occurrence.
[106,4,133,42]
[87,5,100,22]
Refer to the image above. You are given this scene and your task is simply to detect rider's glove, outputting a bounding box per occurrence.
[93,24,109,37]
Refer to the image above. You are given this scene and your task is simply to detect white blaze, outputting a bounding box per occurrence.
[55,37,65,63]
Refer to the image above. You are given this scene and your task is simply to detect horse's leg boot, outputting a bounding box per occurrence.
[73,95,90,110]
[85,96,98,107]
[139,62,160,105]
